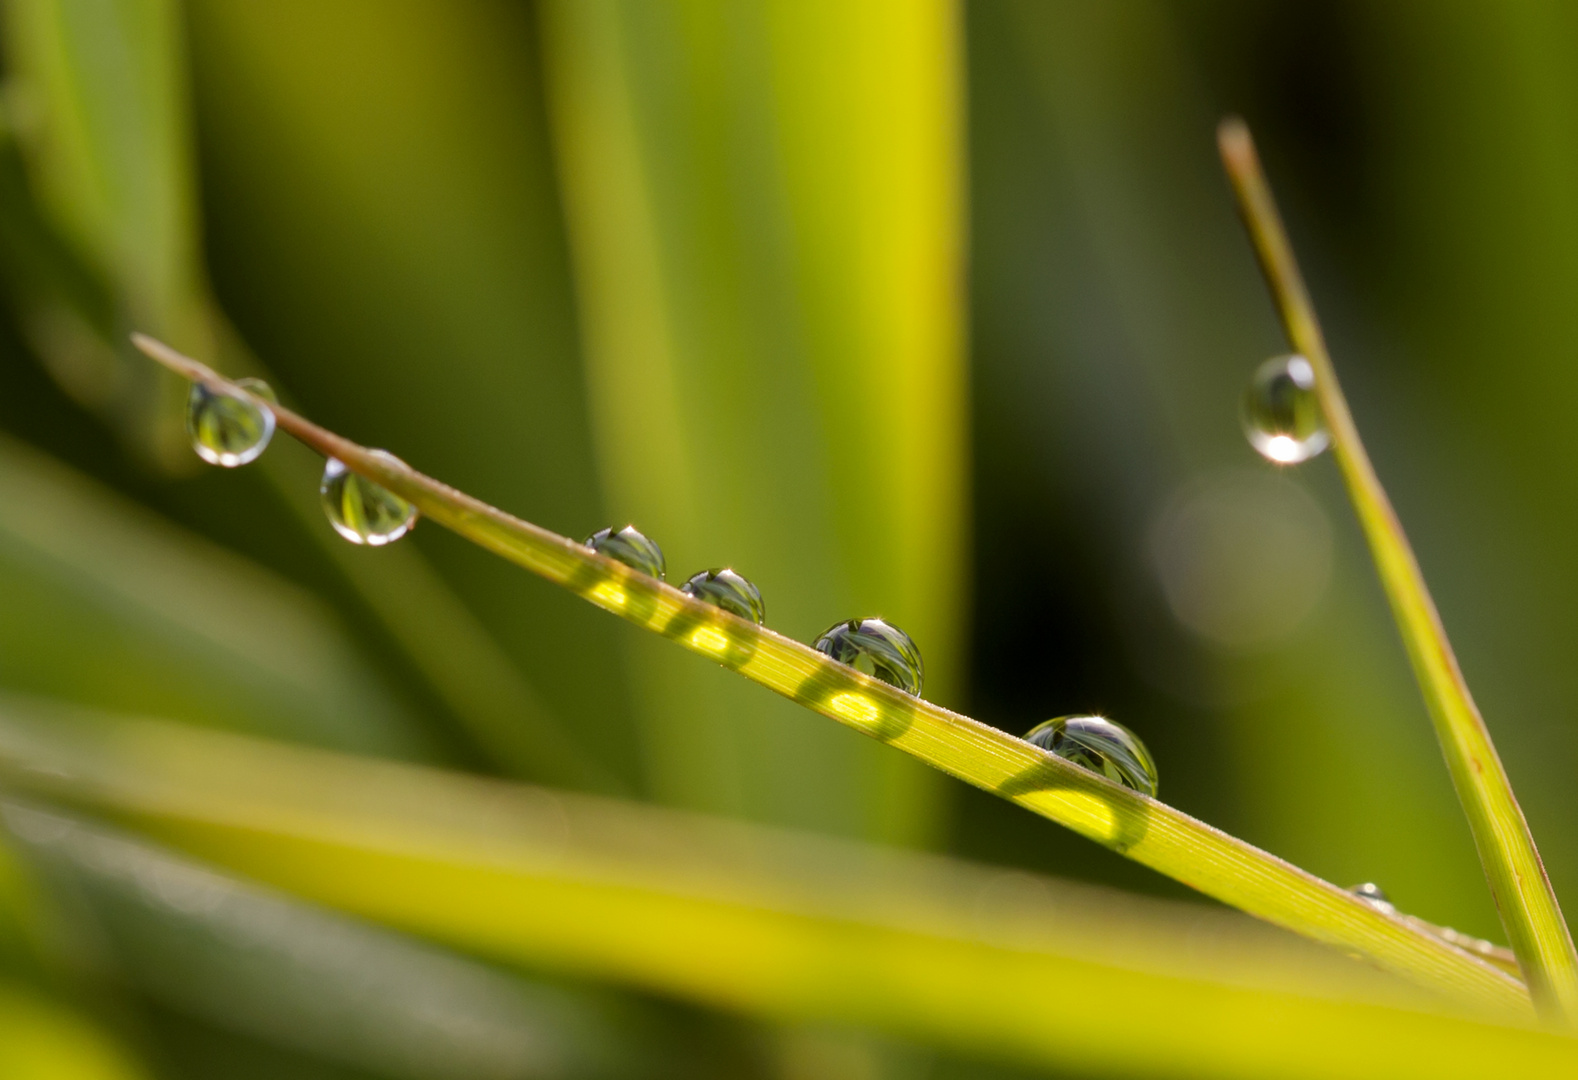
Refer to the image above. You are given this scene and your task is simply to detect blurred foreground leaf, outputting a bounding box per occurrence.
[1,699,1574,1079]
[0,431,431,757]
[2,0,203,465]
[4,801,636,1079]
[539,0,966,842]
[0,979,150,1079]
[0,0,611,788]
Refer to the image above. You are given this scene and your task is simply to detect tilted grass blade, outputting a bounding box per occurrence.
[1218,118,1578,1023]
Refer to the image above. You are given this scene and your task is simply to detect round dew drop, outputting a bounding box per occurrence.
[586,525,666,579]
[813,618,924,697]
[680,569,765,623]
[1025,715,1158,796]
[186,378,276,467]
[1242,354,1330,464]
[320,454,418,546]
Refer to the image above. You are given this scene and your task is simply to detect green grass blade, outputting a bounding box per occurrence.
[131,335,1532,1012]
[1,703,1574,1079]
[1217,118,1578,1022]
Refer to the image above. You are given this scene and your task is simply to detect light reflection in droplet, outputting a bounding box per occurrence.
[1242,353,1329,465]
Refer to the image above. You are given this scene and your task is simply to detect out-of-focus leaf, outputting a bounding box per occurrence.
[2,701,1575,1080]
[3,801,639,1080]
[2,0,206,464]
[0,432,432,756]
[0,978,150,1079]
[182,0,640,785]
[538,0,966,841]
[0,0,607,787]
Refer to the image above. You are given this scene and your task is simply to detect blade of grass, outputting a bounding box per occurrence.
[4,702,1578,1080]
[1217,117,1578,1022]
[131,334,1531,1012]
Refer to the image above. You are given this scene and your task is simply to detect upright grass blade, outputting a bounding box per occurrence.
[539,0,966,842]
[131,335,1532,1012]
[1217,118,1578,1022]
[4,703,1577,1080]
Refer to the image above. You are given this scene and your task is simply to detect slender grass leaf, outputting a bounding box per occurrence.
[1218,119,1578,1023]
[0,702,1573,1079]
[35,349,1547,1016]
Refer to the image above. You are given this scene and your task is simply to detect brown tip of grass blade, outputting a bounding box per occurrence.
[1216,115,1251,160]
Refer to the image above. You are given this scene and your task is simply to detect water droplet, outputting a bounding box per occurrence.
[1025,715,1158,796]
[1242,354,1329,464]
[1349,882,1396,914]
[320,454,417,546]
[679,568,765,623]
[585,525,665,579]
[186,378,276,467]
[813,618,924,697]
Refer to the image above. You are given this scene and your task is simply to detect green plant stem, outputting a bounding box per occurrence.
[1217,118,1578,1023]
[131,333,1531,1015]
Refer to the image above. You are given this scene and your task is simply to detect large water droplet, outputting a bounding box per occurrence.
[186,378,276,467]
[320,454,417,546]
[1242,354,1329,464]
[813,618,924,697]
[1349,882,1395,914]
[680,569,765,623]
[585,525,665,579]
[1025,715,1158,796]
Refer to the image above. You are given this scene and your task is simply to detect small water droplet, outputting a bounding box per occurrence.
[680,568,765,623]
[585,525,665,579]
[186,379,276,467]
[1242,354,1329,464]
[320,454,417,546]
[813,618,924,697]
[1025,715,1158,796]
[1349,882,1396,914]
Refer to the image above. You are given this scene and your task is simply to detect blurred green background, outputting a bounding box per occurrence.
[0,0,1575,1076]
